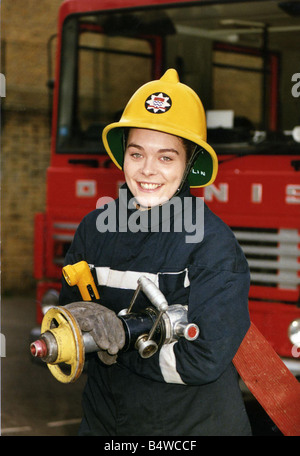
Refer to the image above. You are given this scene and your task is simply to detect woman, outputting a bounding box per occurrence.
[59,69,252,436]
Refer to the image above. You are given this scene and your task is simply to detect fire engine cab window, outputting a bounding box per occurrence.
[56,5,300,155]
[57,15,153,154]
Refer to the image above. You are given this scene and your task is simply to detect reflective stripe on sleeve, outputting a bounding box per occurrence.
[159,342,185,385]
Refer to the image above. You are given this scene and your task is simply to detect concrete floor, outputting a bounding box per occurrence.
[1,294,283,436]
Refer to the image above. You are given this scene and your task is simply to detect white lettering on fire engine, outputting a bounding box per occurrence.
[286,185,300,204]
[204,183,300,204]
[251,183,263,203]
[204,183,228,202]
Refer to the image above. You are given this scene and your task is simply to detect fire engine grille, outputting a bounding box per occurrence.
[232,228,300,290]
[53,222,78,265]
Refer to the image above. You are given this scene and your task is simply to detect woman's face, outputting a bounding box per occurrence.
[123,128,187,208]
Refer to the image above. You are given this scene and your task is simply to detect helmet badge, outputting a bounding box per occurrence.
[145,92,172,114]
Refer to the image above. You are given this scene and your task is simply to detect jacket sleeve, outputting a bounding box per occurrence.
[162,264,251,385]
[118,248,251,386]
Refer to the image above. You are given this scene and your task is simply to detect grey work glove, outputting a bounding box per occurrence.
[65,301,125,365]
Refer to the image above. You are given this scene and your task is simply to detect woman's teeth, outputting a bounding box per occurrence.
[140,182,162,190]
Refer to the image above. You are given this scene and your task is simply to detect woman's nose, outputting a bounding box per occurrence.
[141,157,157,176]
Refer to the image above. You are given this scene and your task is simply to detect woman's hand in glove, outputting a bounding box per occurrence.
[64,301,125,365]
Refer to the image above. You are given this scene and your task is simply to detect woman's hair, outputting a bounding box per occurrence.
[180,137,197,163]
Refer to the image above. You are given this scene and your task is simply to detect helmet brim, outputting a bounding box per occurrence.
[102,122,218,188]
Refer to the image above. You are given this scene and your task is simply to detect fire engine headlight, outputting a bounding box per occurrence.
[288,319,300,347]
[41,289,59,315]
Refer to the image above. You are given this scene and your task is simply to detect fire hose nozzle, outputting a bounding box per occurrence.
[30,306,85,383]
[132,275,169,358]
[31,267,200,383]
[177,322,200,341]
[30,338,48,358]
[137,276,168,313]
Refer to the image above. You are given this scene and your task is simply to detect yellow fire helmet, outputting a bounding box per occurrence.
[102,68,218,188]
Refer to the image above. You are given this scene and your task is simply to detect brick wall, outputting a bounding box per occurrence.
[1,0,63,293]
[2,110,51,292]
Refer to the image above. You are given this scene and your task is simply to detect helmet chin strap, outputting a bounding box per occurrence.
[173,145,201,197]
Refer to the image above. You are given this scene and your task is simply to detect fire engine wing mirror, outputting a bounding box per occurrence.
[284,126,300,143]
[292,126,300,143]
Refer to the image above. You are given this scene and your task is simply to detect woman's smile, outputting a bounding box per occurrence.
[138,182,163,191]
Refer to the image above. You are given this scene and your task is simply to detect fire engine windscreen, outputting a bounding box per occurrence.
[55,1,300,157]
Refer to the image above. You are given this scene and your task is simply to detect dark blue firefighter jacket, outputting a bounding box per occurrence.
[59,182,252,436]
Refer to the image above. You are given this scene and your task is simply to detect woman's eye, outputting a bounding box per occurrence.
[131,152,142,159]
[160,156,172,162]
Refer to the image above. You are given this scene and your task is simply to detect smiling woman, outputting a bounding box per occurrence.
[59,69,252,437]
[123,128,187,208]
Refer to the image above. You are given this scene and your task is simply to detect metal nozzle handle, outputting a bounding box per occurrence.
[137,276,168,312]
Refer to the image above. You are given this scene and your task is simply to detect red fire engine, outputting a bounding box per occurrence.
[33,0,300,375]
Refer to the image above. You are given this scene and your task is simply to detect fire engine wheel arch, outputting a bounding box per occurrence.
[41,306,85,383]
